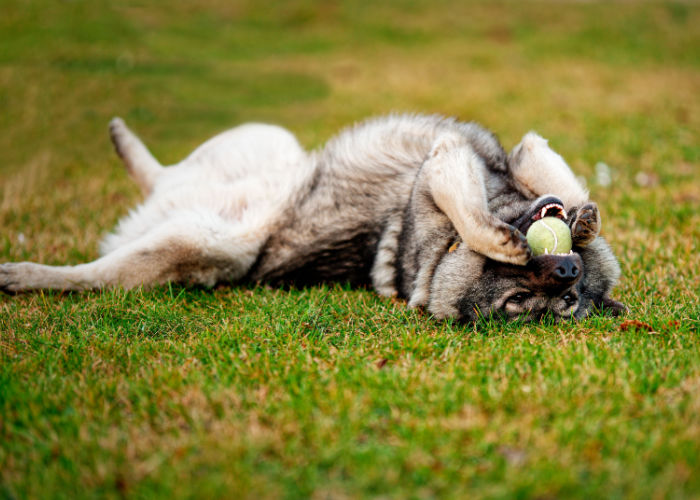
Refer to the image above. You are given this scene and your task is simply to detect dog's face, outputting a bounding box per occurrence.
[476,253,584,322]
[429,196,624,322]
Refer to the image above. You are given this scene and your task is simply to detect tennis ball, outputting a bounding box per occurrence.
[526,217,572,256]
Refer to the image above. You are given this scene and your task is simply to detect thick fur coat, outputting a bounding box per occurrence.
[0,114,624,321]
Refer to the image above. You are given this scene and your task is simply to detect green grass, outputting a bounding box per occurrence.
[1,0,699,498]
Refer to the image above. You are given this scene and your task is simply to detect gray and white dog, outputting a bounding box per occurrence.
[0,114,625,321]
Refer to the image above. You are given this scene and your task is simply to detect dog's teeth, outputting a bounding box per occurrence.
[538,203,566,220]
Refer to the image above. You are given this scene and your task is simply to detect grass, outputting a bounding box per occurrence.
[1,0,699,498]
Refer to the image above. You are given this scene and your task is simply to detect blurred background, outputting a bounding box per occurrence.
[1,0,698,301]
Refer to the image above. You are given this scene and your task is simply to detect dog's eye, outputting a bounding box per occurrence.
[562,293,577,307]
[507,292,531,305]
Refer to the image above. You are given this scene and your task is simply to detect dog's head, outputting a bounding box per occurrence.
[429,196,625,322]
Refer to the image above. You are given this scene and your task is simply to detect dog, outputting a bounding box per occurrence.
[0,114,625,321]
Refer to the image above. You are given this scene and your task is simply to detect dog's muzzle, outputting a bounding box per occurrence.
[528,253,582,290]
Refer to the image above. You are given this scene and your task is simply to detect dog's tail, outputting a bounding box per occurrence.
[109,117,163,194]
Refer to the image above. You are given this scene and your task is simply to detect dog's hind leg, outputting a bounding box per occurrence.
[109,117,163,195]
[0,212,267,292]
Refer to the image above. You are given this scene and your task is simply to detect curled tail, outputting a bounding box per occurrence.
[109,117,163,194]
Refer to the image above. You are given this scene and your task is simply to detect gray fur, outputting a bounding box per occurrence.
[0,113,624,322]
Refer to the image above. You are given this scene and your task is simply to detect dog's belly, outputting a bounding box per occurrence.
[101,160,314,258]
[181,123,308,182]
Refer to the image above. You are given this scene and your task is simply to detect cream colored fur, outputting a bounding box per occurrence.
[509,132,589,209]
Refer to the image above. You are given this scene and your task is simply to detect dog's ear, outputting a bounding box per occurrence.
[598,295,628,316]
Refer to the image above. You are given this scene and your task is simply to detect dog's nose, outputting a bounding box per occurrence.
[554,258,580,282]
[528,253,583,290]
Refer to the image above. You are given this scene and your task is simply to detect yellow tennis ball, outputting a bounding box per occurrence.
[526,217,572,256]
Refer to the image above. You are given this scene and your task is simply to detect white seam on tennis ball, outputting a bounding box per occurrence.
[542,220,559,253]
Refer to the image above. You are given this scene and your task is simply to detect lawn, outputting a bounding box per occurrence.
[1,0,699,498]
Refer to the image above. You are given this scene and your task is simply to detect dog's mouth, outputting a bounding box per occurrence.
[513,195,567,234]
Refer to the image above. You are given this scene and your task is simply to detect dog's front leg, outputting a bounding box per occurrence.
[508,132,589,210]
[404,134,529,308]
[508,132,602,246]
[419,134,531,266]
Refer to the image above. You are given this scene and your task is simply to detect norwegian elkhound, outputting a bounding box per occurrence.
[0,114,625,321]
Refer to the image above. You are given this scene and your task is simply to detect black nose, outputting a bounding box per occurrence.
[528,253,583,290]
[554,258,580,282]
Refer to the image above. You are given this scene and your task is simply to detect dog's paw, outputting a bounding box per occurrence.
[0,263,27,293]
[109,117,129,160]
[570,203,601,247]
[494,224,531,265]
